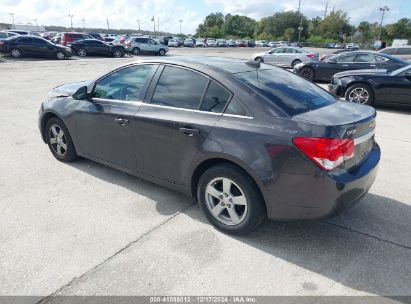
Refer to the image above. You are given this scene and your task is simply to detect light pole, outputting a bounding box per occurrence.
[179,19,183,35]
[136,19,141,31]
[82,19,85,31]
[68,14,74,31]
[9,12,15,29]
[34,18,39,31]
[378,6,389,41]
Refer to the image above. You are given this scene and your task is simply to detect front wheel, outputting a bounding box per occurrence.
[197,164,266,235]
[113,49,123,57]
[56,51,65,60]
[345,84,374,105]
[46,117,77,162]
[77,48,87,57]
[255,57,264,63]
[299,67,315,81]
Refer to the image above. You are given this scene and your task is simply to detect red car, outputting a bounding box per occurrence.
[236,40,246,47]
[60,32,93,46]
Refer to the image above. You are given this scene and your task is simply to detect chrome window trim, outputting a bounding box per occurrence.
[222,113,254,119]
[354,129,375,145]
[92,98,143,106]
[141,102,222,116]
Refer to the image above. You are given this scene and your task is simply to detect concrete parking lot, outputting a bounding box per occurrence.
[0,47,411,299]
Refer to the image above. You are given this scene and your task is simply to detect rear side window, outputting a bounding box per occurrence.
[32,38,47,45]
[354,54,376,62]
[17,37,32,43]
[397,48,411,55]
[200,81,232,113]
[136,38,148,43]
[235,68,336,116]
[382,48,396,55]
[336,53,356,62]
[151,66,208,110]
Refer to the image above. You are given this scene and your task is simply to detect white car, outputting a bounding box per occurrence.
[252,46,319,68]
[195,38,205,47]
[206,39,216,47]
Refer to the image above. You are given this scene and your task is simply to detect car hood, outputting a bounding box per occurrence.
[334,69,388,78]
[48,80,92,98]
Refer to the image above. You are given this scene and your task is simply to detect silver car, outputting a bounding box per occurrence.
[125,36,169,56]
[252,47,319,68]
[378,46,411,62]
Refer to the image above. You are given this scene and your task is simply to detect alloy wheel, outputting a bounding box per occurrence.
[113,50,122,57]
[48,124,67,157]
[300,67,314,80]
[56,51,65,60]
[77,49,87,57]
[204,177,248,226]
[348,88,369,104]
[11,49,21,58]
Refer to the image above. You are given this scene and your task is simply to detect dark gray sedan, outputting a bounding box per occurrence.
[38,57,380,234]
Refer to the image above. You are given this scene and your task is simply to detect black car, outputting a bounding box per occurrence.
[38,57,379,234]
[70,39,125,57]
[328,65,411,108]
[0,36,72,59]
[4,30,40,36]
[294,51,409,82]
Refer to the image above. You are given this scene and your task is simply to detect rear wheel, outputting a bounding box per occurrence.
[113,49,123,58]
[46,117,77,162]
[345,84,374,105]
[132,47,140,55]
[77,48,87,57]
[10,48,22,58]
[158,49,166,56]
[291,59,301,68]
[56,51,65,60]
[299,66,315,81]
[197,164,266,235]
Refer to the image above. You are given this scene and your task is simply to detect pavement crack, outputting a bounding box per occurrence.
[323,220,411,251]
[35,201,197,303]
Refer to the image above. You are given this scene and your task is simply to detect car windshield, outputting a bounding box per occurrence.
[234,68,336,116]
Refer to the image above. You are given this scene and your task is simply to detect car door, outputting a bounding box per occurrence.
[91,40,110,55]
[321,53,357,80]
[265,48,284,65]
[389,67,411,106]
[16,37,33,55]
[74,64,158,170]
[31,38,53,57]
[147,39,157,53]
[131,65,232,184]
[352,53,378,70]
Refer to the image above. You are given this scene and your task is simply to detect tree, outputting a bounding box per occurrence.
[319,10,352,41]
[224,15,257,38]
[284,28,296,41]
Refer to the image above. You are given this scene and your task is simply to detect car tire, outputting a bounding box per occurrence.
[45,117,77,162]
[158,49,166,56]
[10,48,22,58]
[291,59,301,68]
[113,49,123,58]
[132,47,140,55]
[197,164,266,235]
[345,84,375,106]
[299,67,315,81]
[255,57,264,63]
[77,48,87,57]
[56,51,65,60]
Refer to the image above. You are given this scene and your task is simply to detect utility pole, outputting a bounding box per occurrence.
[323,2,328,19]
[158,17,160,33]
[82,19,85,31]
[151,16,155,34]
[68,14,74,31]
[297,0,301,13]
[179,19,183,35]
[34,18,39,31]
[136,19,141,31]
[106,19,110,31]
[296,0,302,43]
[378,6,389,41]
[9,12,15,29]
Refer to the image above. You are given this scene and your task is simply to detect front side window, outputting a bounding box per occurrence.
[151,66,209,110]
[354,54,376,63]
[200,81,232,113]
[94,65,157,101]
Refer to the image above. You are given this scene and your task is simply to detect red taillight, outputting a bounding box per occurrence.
[307,54,316,58]
[293,137,355,171]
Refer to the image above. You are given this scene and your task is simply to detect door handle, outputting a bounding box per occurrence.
[115,117,129,125]
[178,127,199,136]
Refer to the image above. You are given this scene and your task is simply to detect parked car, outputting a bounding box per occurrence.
[378,46,411,62]
[168,38,180,47]
[346,43,360,50]
[58,32,93,46]
[4,30,40,36]
[195,38,205,47]
[38,57,379,234]
[183,38,194,47]
[70,39,125,57]
[324,42,336,48]
[256,40,269,47]
[216,39,227,47]
[206,39,216,47]
[253,47,319,68]
[328,65,411,108]
[294,51,409,81]
[236,40,246,47]
[334,43,345,49]
[125,36,168,55]
[246,40,255,47]
[0,36,71,59]
[0,31,17,40]
[41,31,58,40]
[227,39,237,47]
[87,33,104,41]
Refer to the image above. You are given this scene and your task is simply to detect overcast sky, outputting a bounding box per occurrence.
[0,0,410,34]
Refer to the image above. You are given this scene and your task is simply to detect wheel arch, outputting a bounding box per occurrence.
[40,111,67,143]
[189,157,265,208]
[344,81,376,99]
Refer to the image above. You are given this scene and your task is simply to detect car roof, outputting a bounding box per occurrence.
[131,56,275,74]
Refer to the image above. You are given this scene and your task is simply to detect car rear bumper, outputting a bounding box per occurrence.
[263,143,380,220]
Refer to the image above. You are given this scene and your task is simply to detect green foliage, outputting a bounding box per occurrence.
[284,28,296,41]
[318,10,352,41]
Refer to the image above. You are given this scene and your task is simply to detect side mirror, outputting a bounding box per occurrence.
[72,86,90,100]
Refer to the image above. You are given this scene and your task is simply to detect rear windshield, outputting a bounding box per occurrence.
[234,68,336,116]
